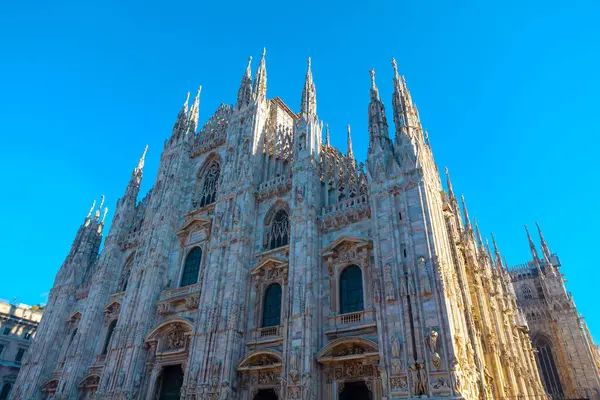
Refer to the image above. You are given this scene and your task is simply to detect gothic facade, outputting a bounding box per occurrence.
[9,52,583,399]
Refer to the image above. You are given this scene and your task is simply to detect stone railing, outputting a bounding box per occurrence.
[326,309,377,337]
[258,326,280,337]
[156,284,201,315]
[247,325,283,347]
[321,194,371,232]
[257,174,292,200]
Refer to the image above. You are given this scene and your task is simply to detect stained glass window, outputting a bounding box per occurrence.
[340,265,364,314]
[199,163,220,207]
[262,284,282,327]
[268,210,289,250]
[181,248,202,287]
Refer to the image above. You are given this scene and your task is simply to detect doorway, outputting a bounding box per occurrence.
[157,364,184,400]
[253,388,278,400]
[339,381,372,400]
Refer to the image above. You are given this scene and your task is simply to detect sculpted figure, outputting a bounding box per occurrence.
[391,334,401,359]
[426,329,439,353]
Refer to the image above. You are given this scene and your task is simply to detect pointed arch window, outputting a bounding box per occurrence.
[535,337,563,398]
[522,285,533,300]
[262,283,282,327]
[102,320,117,355]
[340,265,364,314]
[267,210,289,250]
[199,162,220,207]
[180,247,202,287]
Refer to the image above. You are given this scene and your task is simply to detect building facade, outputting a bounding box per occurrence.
[10,53,568,399]
[0,301,43,399]
[510,225,600,400]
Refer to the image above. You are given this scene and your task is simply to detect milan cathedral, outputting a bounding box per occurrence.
[10,52,600,400]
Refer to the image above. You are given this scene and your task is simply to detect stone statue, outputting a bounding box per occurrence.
[391,333,401,359]
[426,329,439,353]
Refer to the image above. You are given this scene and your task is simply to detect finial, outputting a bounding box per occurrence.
[445,167,455,200]
[369,69,376,88]
[262,47,266,57]
[325,123,330,146]
[247,56,253,69]
[86,200,96,219]
[137,145,148,171]
[536,221,552,264]
[392,58,398,74]
[474,218,484,248]
[347,124,354,160]
[196,85,202,97]
[461,194,471,230]
[307,56,311,70]
[94,195,104,221]
[491,232,503,267]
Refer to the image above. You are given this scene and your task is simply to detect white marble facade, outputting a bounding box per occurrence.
[12,53,583,400]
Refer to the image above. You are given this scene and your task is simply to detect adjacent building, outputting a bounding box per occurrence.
[510,226,600,400]
[0,301,43,399]
[8,53,597,399]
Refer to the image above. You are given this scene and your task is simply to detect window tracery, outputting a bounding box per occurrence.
[522,285,533,300]
[265,209,289,250]
[197,162,220,208]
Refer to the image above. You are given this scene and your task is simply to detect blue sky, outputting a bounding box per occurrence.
[1,1,599,335]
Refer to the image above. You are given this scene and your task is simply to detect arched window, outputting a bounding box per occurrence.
[102,320,117,355]
[0,383,12,400]
[535,337,563,398]
[267,210,289,250]
[180,247,202,287]
[522,285,533,300]
[199,162,220,207]
[340,265,364,314]
[262,283,282,327]
[119,255,134,292]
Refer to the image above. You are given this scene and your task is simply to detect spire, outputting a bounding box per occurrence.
[474,219,484,248]
[172,92,190,138]
[236,56,253,109]
[300,57,317,117]
[253,48,267,101]
[391,58,419,139]
[524,225,540,261]
[94,195,104,221]
[101,207,108,224]
[536,222,553,263]
[461,195,472,231]
[445,167,456,200]
[86,200,96,220]
[135,145,148,175]
[325,123,330,146]
[485,238,493,261]
[347,124,355,161]
[491,232,503,268]
[188,86,201,133]
[367,69,390,142]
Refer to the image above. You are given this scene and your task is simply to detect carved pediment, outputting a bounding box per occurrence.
[251,256,288,279]
[176,217,212,245]
[322,235,371,259]
[145,318,193,356]
[238,349,283,371]
[68,310,82,322]
[42,379,59,392]
[78,374,100,388]
[317,337,379,364]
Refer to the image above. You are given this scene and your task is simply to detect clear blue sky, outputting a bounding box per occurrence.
[1,1,599,336]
